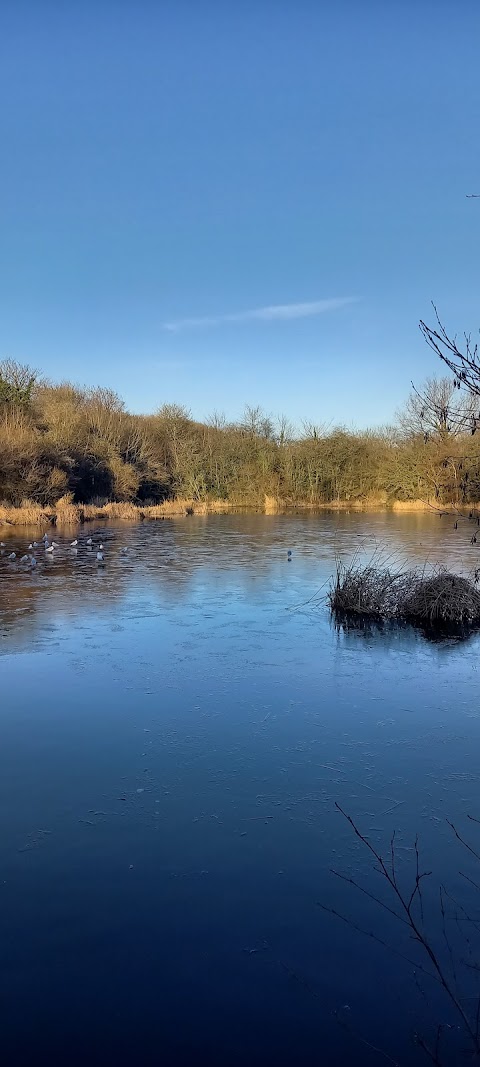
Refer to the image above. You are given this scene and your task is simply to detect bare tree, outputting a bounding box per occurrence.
[275,413,294,446]
[301,419,328,440]
[207,410,227,431]
[398,376,476,440]
[156,403,192,423]
[419,307,480,425]
[241,405,274,439]
[0,359,37,410]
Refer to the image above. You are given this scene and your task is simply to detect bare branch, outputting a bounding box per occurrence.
[333,1009,402,1066]
[446,819,480,864]
[333,805,480,1053]
[419,305,480,404]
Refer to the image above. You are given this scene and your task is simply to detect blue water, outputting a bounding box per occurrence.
[1,512,480,1066]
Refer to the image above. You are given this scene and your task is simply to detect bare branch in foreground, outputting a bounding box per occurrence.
[326,805,480,1061]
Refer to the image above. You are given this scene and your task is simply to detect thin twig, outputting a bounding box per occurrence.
[318,903,438,984]
[334,804,480,1053]
[331,868,407,926]
[439,886,457,986]
[334,1010,402,1066]
[447,819,480,863]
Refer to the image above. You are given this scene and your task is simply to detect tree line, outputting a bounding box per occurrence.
[1,358,480,508]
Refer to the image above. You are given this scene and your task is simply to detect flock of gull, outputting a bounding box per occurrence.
[0,533,130,569]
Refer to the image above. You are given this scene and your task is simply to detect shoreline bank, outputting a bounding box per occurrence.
[0,496,475,527]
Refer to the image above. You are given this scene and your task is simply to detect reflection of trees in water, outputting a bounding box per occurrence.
[0,517,279,644]
[332,615,480,649]
[1,514,479,645]
[0,578,45,647]
[0,567,195,639]
[323,510,478,573]
[0,565,132,648]
[0,521,222,643]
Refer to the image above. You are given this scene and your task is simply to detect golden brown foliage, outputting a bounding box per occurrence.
[1,361,480,511]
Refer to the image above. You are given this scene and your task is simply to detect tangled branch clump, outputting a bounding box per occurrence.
[329,562,480,630]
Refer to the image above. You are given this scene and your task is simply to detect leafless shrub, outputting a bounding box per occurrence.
[401,572,480,627]
[329,560,410,618]
[329,561,480,630]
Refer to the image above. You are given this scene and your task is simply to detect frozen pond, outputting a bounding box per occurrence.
[1,512,480,1066]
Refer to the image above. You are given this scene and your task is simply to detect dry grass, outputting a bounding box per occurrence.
[264,494,283,513]
[390,498,475,512]
[142,500,197,518]
[140,500,204,518]
[0,497,236,525]
[97,501,140,520]
[391,498,437,511]
[80,503,111,520]
[271,497,476,513]
[3,494,480,526]
[329,560,410,618]
[285,496,388,511]
[0,500,53,526]
[329,559,480,630]
[54,493,82,524]
[402,572,480,626]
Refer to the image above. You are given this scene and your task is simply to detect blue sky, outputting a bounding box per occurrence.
[1,1,479,428]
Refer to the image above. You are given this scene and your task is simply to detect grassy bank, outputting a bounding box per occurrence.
[0,494,475,527]
[0,497,238,527]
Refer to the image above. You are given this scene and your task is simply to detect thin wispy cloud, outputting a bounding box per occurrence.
[163,297,357,333]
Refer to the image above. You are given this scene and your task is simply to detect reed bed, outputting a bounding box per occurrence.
[329,559,480,629]
[0,500,53,526]
[401,572,480,626]
[0,498,235,526]
[54,493,82,523]
[329,560,411,618]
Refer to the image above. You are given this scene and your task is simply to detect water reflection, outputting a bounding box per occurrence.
[0,512,479,649]
[333,613,480,646]
[1,513,480,1066]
